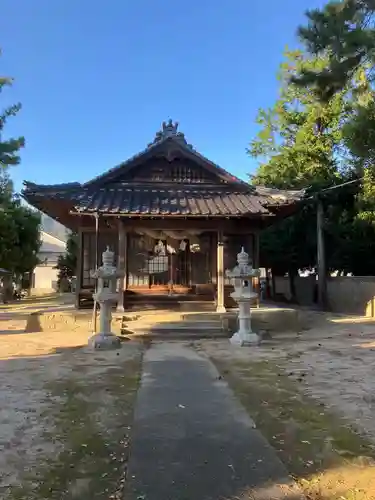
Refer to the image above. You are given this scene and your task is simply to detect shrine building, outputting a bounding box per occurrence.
[22,120,302,311]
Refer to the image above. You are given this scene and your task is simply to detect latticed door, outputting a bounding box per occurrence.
[172,240,191,287]
[127,233,191,289]
[81,231,118,288]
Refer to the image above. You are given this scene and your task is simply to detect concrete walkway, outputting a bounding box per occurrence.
[126,343,302,500]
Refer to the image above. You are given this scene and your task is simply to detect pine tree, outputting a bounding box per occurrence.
[293,1,375,219]
[0,49,40,282]
[0,49,25,169]
[249,50,349,189]
[292,0,375,101]
[248,48,375,281]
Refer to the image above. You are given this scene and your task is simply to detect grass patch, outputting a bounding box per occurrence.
[211,357,375,500]
[10,353,143,500]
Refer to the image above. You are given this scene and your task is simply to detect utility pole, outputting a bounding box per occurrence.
[316,196,327,309]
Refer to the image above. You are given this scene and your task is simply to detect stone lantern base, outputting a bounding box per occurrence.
[88,333,122,350]
[229,296,260,346]
[230,331,260,347]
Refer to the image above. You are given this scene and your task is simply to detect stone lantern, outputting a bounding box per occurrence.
[89,246,124,349]
[226,247,260,346]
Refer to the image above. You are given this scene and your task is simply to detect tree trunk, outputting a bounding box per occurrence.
[265,268,271,299]
[317,198,328,309]
[288,270,297,303]
[271,269,276,299]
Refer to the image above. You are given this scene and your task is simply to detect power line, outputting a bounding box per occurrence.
[304,177,363,201]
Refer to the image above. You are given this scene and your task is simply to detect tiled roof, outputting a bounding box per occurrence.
[254,185,305,203]
[73,188,272,216]
[22,180,304,218]
[23,181,81,193]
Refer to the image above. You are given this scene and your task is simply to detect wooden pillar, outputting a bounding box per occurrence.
[317,198,328,309]
[75,226,83,309]
[117,219,128,312]
[95,213,100,268]
[253,232,260,308]
[216,230,226,313]
[92,213,100,333]
[211,232,217,284]
[253,232,260,269]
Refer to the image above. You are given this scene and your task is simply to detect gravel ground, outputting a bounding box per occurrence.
[196,311,375,442]
[0,320,143,499]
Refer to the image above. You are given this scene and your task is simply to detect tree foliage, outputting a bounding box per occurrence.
[55,233,77,287]
[292,1,375,100]
[249,50,349,190]
[293,1,375,217]
[0,51,25,169]
[0,49,40,281]
[259,200,317,274]
[250,43,375,281]
[0,191,41,276]
[249,49,360,284]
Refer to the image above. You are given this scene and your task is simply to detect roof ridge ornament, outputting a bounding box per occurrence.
[148,119,194,149]
[162,118,179,137]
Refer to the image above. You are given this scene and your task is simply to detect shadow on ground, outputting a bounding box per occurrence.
[0,341,143,500]
[1,302,375,499]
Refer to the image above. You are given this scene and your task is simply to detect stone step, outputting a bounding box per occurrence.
[129,320,224,333]
[179,301,215,312]
[121,313,227,340]
[125,293,213,301]
[125,331,229,341]
[181,312,230,321]
[123,324,229,340]
[124,303,180,312]
[123,300,215,313]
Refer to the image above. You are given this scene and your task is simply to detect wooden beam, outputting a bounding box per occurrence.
[74,218,262,233]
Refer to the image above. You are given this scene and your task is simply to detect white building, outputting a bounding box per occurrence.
[32,231,66,293]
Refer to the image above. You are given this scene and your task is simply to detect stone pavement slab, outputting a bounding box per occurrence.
[126,343,302,500]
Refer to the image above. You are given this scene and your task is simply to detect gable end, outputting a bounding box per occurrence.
[83,120,251,190]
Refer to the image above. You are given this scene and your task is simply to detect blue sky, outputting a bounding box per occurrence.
[2,0,327,192]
